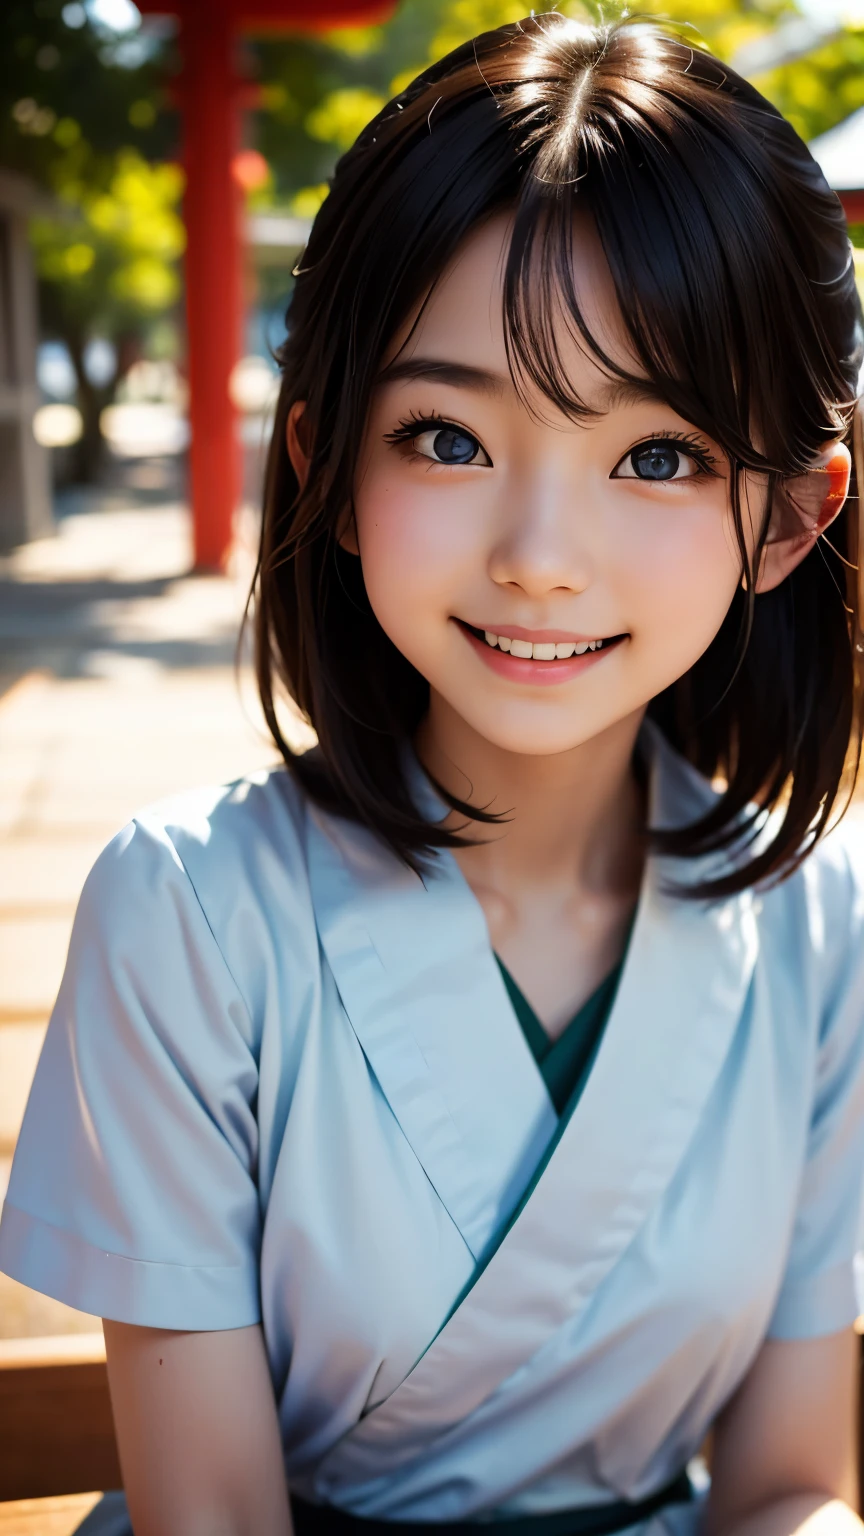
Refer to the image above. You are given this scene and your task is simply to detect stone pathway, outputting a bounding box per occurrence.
[0,499,312,1338]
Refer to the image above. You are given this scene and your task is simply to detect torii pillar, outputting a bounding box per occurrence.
[137,0,396,570]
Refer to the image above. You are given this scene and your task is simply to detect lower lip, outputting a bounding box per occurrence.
[458,624,625,686]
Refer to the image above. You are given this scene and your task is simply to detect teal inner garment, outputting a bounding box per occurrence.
[495,954,625,1115]
[420,935,633,1359]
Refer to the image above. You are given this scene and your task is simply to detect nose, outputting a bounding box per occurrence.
[487,466,592,598]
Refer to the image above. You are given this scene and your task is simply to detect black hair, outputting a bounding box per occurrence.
[251,12,864,898]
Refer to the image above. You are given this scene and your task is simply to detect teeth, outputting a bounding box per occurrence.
[479,630,607,659]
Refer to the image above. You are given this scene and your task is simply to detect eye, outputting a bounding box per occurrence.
[384,414,493,467]
[612,438,713,482]
[415,426,490,466]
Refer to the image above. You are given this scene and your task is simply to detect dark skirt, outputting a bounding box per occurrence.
[74,1471,693,1535]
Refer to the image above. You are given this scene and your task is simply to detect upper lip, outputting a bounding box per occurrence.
[463,622,619,644]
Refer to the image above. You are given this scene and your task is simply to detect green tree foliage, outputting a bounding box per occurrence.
[32,149,185,479]
[31,150,184,328]
[252,1,455,209]
[754,29,864,142]
[0,2,176,179]
[0,0,180,477]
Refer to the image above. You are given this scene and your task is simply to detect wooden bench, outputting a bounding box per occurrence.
[0,1334,120,1532]
[0,1494,106,1536]
[0,1330,862,1531]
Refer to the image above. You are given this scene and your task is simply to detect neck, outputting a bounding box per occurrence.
[415,695,647,901]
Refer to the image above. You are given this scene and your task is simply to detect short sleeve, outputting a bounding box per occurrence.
[767,838,864,1340]
[0,816,262,1331]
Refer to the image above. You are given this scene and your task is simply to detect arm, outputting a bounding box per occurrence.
[704,1331,861,1536]
[104,1320,293,1536]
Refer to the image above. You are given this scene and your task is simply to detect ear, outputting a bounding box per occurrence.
[286,400,311,490]
[285,399,360,555]
[755,441,851,595]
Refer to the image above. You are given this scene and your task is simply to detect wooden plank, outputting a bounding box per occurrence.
[0,1493,102,1536]
[0,1336,106,1369]
[0,1336,120,1503]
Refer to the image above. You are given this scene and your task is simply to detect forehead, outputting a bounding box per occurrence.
[380,208,637,395]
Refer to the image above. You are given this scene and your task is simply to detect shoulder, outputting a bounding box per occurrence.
[648,724,864,1004]
[784,808,864,942]
[84,762,309,904]
[133,762,313,915]
[805,808,864,905]
[77,763,322,1017]
[758,808,864,1020]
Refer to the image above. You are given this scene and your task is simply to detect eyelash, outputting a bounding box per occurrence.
[383,412,719,478]
[383,410,462,462]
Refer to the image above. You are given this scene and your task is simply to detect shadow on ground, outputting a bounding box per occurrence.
[0,575,247,680]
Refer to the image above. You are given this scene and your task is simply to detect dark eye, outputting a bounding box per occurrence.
[414,426,486,465]
[385,415,493,466]
[613,440,701,482]
[633,444,682,480]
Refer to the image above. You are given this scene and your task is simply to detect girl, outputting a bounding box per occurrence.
[3,13,864,1536]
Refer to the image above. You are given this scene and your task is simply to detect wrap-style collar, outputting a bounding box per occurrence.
[304,721,756,1269]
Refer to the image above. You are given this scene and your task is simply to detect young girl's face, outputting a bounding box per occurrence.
[351,212,756,758]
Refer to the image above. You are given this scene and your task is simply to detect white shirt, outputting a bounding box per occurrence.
[2,725,864,1525]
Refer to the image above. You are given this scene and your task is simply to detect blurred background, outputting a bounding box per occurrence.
[1,0,864,1347]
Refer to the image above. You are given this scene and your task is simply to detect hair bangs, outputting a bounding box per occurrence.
[500,33,842,484]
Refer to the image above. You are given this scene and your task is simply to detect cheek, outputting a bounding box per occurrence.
[354,472,481,637]
[616,499,740,649]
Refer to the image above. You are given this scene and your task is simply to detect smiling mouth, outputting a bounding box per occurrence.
[459,622,628,661]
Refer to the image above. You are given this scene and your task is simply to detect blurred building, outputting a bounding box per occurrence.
[809,108,864,224]
[0,172,52,553]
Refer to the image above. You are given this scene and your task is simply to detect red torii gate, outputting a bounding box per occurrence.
[137,0,397,570]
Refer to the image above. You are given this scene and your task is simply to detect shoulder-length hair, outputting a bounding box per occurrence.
[251,11,864,898]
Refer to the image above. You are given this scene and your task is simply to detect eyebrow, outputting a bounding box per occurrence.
[376,356,673,415]
[375,357,511,398]
[589,378,672,412]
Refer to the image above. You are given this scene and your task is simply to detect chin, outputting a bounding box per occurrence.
[451,704,616,758]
